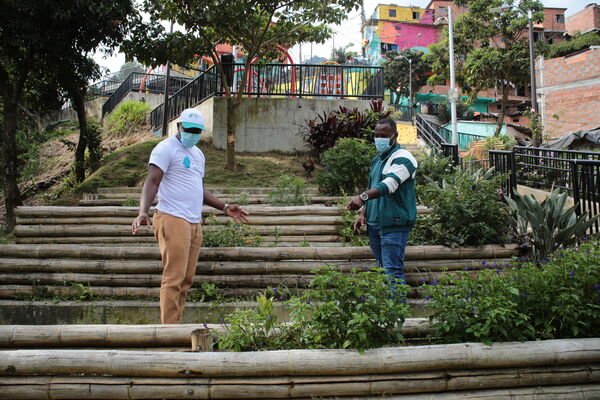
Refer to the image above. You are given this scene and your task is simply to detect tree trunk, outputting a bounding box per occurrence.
[72,90,88,183]
[226,96,240,171]
[494,84,509,137]
[1,97,23,231]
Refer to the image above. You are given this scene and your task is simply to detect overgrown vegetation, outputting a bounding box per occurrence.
[202,216,263,247]
[107,101,151,136]
[316,138,377,196]
[218,267,409,351]
[425,240,600,344]
[267,174,309,206]
[545,31,600,59]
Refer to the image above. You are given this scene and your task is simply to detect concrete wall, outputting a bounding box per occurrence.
[167,97,375,153]
[122,92,164,111]
[537,47,600,137]
[41,97,105,127]
[566,3,600,35]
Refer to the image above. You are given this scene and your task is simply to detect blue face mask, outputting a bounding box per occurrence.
[375,137,392,153]
[181,131,201,147]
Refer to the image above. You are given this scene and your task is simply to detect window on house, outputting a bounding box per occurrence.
[517,86,526,97]
[389,9,396,17]
[556,14,565,23]
[438,6,447,16]
[413,11,420,19]
[533,31,543,42]
[394,24,401,30]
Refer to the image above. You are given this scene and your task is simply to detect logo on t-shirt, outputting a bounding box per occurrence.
[183,156,191,169]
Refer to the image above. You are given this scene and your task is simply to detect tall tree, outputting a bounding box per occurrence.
[425,0,543,136]
[381,49,431,107]
[123,0,360,171]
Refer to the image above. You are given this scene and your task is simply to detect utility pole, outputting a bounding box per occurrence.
[448,7,458,146]
[161,20,174,137]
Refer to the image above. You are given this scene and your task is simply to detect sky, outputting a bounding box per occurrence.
[93,0,592,76]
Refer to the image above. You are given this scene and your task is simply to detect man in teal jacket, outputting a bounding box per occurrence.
[346,118,418,286]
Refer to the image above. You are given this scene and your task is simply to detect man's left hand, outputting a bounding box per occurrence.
[225,204,250,223]
[346,196,363,211]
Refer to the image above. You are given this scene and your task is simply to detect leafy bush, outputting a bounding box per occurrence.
[505,189,599,260]
[425,241,600,344]
[415,152,457,187]
[316,138,377,196]
[217,267,409,352]
[546,32,600,59]
[202,216,263,247]
[482,135,516,151]
[267,174,309,206]
[300,99,390,158]
[338,206,369,246]
[107,100,150,135]
[435,99,474,125]
[417,168,510,247]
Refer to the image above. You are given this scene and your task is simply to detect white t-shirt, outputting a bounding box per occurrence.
[148,136,205,223]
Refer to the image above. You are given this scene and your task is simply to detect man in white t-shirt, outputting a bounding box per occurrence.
[132,108,249,324]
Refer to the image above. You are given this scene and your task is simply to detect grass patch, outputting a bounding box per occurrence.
[70,137,309,196]
[74,139,161,194]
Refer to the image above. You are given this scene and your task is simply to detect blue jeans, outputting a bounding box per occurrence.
[367,225,409,285]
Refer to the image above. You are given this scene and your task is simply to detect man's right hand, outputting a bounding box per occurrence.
[132,213,153,235]
[353,213,365,234]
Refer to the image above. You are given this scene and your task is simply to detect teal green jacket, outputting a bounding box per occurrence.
[365,143,418,234]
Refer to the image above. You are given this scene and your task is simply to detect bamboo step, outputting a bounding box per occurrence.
[79,196,342,206]
[97,187,321,195]
[13,237,344,246]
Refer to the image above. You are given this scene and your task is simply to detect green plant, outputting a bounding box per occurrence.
[217,267,410,352]
[546,31,600,59]
[217,294,282,351]
[267,174,309,206]
[482,135,516,151]
[415,152,457,187]
[202,216,263,247]
[188,282,220,303]
[418,168,510,247]
[425,241,600,344]
[338,206,369,246]
[121,197,139,207]
[435,99,475,125]
[228,190,250,206]
[300,99,391,159]
[505,189,600,260]
[106,101,151,136]
[316,138,377,196]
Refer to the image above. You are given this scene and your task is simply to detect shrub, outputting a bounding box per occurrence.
[546,32,600,59]
[415,152,457,187]
[505,189,600,260]
[315,138,377,196]
[107,101,151,135]
[217,267,410,352]
[300,99,390,158]
[121,197,139,207]
[417,168,510,247]
[267,174,309,206]
[202,216,263,247]
[425,241,600,344]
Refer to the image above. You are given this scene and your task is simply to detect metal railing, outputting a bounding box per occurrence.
[513,146,600,192]
[415,114,445,150]
[150,66,219,135]
[441,143,460,166]
[489,150,517,197]
[87,79,122,100]
[149,63,384,134]
[390,105,412,122]
[571,159,600,235]
[461,158,491,173]
[439,127,487,152]
[102,72,192,116]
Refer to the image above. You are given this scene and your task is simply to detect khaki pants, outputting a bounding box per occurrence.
[153,211,203,324]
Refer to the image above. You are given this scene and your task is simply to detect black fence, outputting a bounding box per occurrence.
[571,160,600,235]
[489,150,517,197]
[441,143,460,167]
[102,72,192,116]
[87,79,121,100]
[150,66,219,135]
[513,146,600,192]
[415,114,445,150]
[149,63,384,134]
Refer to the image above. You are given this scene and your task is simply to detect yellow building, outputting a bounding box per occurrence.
[372,4,427,22]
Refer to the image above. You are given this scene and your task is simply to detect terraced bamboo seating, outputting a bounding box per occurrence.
[1,338,599,399]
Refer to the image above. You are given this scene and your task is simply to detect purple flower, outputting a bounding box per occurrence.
[358,296,366,302]
[430,280,439,286]
[481,261,487,265]
[273,287,278,293]
[306,300,311,305]
[463,267,469,271]
[425,295,431,300]
[569,271,575,277]
[366,267,371,272]
[521,293,527,297]
[497,188,505,195]
[495,269,501,274]
[419,277,426,283]
[465,294,470,300]
[470,306,475,312]
[219,318,225,323]
[594,284,600,292]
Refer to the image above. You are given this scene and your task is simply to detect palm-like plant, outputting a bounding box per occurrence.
[505,189,599,260]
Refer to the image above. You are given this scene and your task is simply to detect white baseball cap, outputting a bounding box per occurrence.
[179,108,205,130]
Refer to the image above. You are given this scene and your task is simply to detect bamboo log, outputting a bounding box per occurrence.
[14,224,342,237]
[97,186,321,194]
[2,339,600,377]
[14,235,343,245]
[0,258,513,275]
[0,319,432,348]
[0,244,520,261]
[16,216,344,226]
[78,196,344,206]
[0,270,456,287]
[1,368,600,399]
